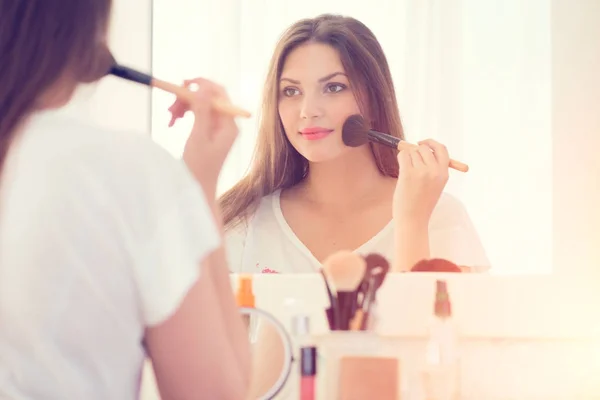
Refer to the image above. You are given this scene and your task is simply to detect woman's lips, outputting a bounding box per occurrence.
[299,127,334,140]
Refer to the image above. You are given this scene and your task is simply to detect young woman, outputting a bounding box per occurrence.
[171,14,489,273]
[0,1,250,399]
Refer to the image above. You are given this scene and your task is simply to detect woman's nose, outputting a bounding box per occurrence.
[300,92,324,119]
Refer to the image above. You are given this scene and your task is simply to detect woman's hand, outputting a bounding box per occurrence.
[393,139,449,225]
[167,79,194,127]
[178,78,239,198]
[392,139,450,271]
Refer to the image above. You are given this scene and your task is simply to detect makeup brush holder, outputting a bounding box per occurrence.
[316,332,401,400]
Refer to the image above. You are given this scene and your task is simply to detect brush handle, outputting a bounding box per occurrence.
[397,141,469,172]
[337,292,356,330]
[325,307,336,330]
[349,310,364,331]
[320,270,340,329]
[152,78,251,118]
[368,130,469,173]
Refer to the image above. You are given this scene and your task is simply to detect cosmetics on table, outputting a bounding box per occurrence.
[422,280,461,400]
[300,346,317,400]
[235,274,255,329]
[292,314,318,400]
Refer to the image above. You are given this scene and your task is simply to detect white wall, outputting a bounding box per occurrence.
[58,0,152,134]
[552,0,600,279]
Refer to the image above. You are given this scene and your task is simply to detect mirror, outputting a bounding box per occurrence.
[241,307,294,399]
[150,1,555,275]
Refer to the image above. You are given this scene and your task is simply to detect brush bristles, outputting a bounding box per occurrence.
[342,114,370,147]
[109,64,153,86]
[322,250,367,292]
[78,45,115,83]
[364,253,390,272]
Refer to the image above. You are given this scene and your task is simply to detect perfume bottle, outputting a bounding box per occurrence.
[422,280,461,400]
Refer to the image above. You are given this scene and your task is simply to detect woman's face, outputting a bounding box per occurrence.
[277,42,365,163]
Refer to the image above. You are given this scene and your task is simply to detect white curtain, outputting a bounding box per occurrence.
[151,0,552,274]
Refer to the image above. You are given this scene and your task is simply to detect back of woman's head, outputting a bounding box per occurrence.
[0,0,113,179]
[220,14,403,229]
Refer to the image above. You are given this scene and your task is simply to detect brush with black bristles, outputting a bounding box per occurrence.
[350,253,390,331]
[101,50,251,118]
[342,114,469,173]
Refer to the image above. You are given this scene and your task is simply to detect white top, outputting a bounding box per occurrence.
[225,190,490,274]
[0,111,220,400]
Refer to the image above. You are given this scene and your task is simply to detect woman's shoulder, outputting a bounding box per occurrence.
[430,192,470,226]
[224,190,280,240]
[223,190,281,272]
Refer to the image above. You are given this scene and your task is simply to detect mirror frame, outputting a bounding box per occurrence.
[241,307,295,400]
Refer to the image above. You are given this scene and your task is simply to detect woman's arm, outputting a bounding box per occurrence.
[392,139,450,271]
[144,250,251,400]
[204,198,253,384]
[394,220,431,272]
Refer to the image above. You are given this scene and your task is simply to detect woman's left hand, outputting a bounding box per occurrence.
[393,139,450,226]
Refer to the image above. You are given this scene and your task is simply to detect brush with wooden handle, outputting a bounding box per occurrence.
[350,253,390,331]
[108,59,251,119]
[342,114,468,173]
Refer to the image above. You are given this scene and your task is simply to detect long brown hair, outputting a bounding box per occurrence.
[219,14,404,230]
[0,0,113,181]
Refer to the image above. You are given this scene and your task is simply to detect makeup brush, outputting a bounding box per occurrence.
[322,251,367,330]
[319,268,339,330]
[105,54,251,118]
[351,253,390,330]
[357,253,390,308]
[342,114,469,173]
[350,273,377,331]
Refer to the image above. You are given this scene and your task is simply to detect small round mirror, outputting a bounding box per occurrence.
[240,307,294,399]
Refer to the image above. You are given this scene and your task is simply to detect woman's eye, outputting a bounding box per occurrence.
[326,83,346,93]
[282,87,300,97]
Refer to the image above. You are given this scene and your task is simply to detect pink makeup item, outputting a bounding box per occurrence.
[300,347,317,400]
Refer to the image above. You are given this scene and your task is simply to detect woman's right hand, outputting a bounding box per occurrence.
[179,78,239,197]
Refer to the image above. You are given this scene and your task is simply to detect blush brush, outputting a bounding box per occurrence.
[103,52,251,118]
[342,114,469,172]
[322,251,367,330]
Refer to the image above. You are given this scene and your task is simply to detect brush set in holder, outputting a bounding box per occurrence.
[319,251,390,331]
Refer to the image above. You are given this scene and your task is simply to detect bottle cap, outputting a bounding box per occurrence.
[291,314,310,336]
[300,347,317,375]
[434,279,452,318]
[236,275,255,308]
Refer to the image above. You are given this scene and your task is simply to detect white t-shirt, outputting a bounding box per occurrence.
[0,111,220,400]
[225,189,490,274]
